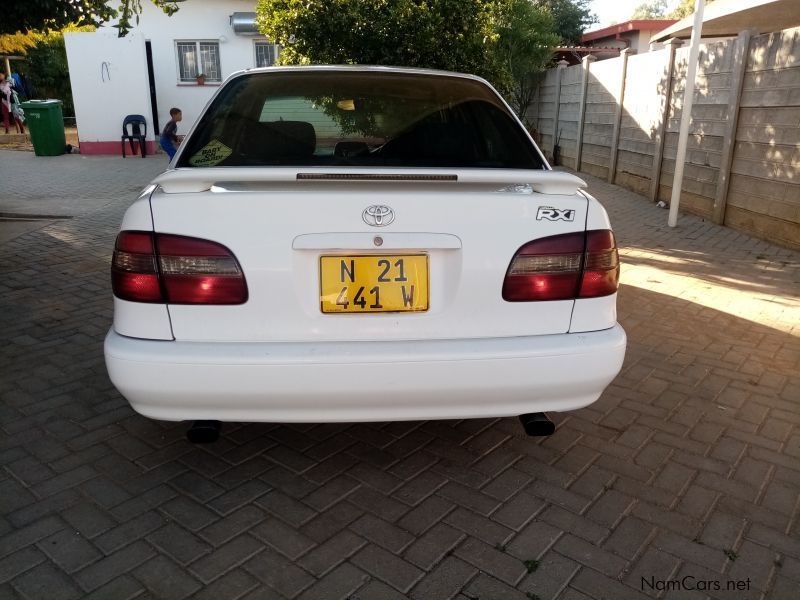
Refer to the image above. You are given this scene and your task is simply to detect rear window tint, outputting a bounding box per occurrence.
[177,70,545,169]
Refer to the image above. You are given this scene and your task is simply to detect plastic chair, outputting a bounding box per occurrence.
[121,114,147,158]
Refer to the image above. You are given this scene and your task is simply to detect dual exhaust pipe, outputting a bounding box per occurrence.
[187,413,555,444]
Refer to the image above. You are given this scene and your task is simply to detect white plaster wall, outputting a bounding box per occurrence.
[64,31,154,142]
[640,30,668,53]
[101,0,266,136]
[66,0,273,145]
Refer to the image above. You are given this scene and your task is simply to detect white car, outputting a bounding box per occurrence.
[104,66,626,441]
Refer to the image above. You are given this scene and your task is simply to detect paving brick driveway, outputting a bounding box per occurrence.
[1,150,798,600]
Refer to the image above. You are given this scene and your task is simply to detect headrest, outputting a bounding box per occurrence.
[334,141,369,158]
[240,120,316,161]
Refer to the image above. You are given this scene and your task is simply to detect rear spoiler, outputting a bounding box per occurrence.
[152,168,586,195]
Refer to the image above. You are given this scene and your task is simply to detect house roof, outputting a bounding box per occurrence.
[651,0,800,41]
[581,20,678,43]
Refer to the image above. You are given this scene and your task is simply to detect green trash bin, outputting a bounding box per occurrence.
[20,100,67,156]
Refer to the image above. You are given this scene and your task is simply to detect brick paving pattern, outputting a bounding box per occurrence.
[1,151,798,599]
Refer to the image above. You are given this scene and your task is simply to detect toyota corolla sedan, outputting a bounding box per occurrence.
[104,66,626,440]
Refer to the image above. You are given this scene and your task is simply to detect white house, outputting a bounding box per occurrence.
[64,0,279,155]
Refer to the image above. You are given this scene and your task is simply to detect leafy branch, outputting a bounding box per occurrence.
[2,0,183,37]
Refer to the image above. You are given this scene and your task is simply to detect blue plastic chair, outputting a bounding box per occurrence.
[122,114,147,158]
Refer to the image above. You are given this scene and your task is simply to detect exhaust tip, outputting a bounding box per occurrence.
[187,420,222,443]
[519,413,555,437]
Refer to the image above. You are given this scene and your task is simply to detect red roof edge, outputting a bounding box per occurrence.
[581,19,678,43]
[555,46,621,53]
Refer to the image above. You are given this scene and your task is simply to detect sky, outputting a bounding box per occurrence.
[588,0,684,28]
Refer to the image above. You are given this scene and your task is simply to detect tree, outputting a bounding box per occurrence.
[0,31,38,55]
[255,0,503,82]
[3,0,181,36]
[631,0,668,19]
[24,27,95,116]
[533,0,597,45]
[668,0,696,18]
[668,0,715,19]
[496,0,560,118]
[0,25,94,115]
[255,0,559,118]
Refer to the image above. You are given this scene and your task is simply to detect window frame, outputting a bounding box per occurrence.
[175,40,222,83]
[253,41,280,68]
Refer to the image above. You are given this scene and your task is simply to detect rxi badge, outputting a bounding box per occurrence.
[536,206,576,222]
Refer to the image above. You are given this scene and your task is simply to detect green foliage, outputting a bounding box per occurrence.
[667,0,716,19]
[256,0,502,80]
[3,0,181,36]
[533,0,597,44]
[22,26,92,117]
[4,0,113,34]
[668,0,696,18]
[496,0,560,118]
[24,32,72,115]
[256,0,559,117]
[631,0,668,19]
[115,0,182,37]
[0,31,39,55]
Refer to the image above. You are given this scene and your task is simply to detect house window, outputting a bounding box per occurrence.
[176,41,221,83]
[254,42,279,68]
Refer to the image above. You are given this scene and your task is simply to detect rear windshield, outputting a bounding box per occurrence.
[177,70,545,169]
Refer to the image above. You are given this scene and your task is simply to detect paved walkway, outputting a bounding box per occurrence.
[1,151,798,600]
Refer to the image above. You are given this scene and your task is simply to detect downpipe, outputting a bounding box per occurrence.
[519,413,555,437]
[187,420,222,443]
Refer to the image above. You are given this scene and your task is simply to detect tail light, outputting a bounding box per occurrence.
[503,230,619,301]
[579,230,620,298]
[112,231,248,304]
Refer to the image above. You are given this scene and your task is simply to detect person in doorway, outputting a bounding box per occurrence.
[160,107,182,160]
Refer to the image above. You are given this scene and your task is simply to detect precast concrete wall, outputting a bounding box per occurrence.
[528,27,800,250]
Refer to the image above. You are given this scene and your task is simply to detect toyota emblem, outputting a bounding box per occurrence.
[362,205,395,227]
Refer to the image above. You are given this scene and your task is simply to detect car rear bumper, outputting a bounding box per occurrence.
[105,325,626,422]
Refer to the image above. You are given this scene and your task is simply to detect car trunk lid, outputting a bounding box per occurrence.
[149,168,588,343]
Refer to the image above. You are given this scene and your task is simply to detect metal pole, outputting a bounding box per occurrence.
[668,0,705,228]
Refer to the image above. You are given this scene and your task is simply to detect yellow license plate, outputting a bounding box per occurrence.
[320,255,429,313]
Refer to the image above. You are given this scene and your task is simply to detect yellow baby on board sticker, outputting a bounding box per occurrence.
[188,139,233,166]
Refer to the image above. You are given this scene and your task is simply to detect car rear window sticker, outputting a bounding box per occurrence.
[188,139,233,167]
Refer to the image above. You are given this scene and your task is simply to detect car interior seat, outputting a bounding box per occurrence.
[239,120,317,163]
